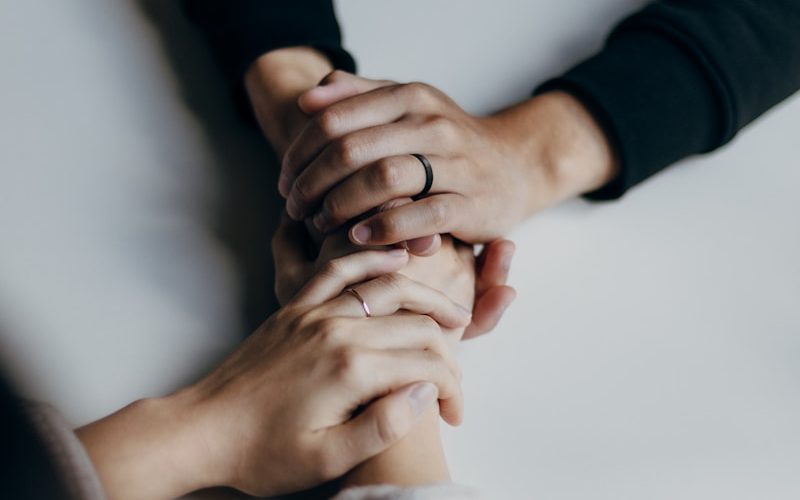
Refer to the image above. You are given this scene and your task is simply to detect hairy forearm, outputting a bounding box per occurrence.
[343,406,449,489]
[244,46,333,156]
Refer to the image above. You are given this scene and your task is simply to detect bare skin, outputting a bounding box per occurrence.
[277,71,617,250]
[246,47,517,340]
[271,216,476,489]
[76,249,470,499]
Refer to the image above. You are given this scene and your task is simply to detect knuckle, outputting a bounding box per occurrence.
[333,346,367,383]
[323,193,345,221]
[372,158,404,192]
[405,81,437,103]
[427,115,459,144]
[334,135,361,167]
[316,108,343,139]
[319,258,345,279]
[317,317,347,344]
[292,310,319,333]
[272,306,296,326]
[292,176,313,205]
[425,197,450,228]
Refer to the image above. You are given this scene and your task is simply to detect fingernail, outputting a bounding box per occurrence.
[278,173,290,198]
[387,248,407,259]
[407,383,437,417]
[501,253,513,274]
[313,211,329,232]
[351,223,372,244]
[286,196,302,220]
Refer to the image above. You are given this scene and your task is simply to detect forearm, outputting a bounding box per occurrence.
[342,406,449,488]
[76,391,221,500]
[244,46,333,157]
[487,90,618,216]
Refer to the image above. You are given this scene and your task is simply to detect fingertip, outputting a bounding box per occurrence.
[297,85,336,114]
[440,397,464,427]
[296,90,315,115]
[349,223,373,245]
[461,285,516,340]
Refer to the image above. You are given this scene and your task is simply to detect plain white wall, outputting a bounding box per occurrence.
[1,1,799,499]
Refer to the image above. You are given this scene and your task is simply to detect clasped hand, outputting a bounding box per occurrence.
[280,71,534,252]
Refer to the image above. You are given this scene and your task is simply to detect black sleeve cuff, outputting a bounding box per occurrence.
[536,29,723,200]
[183,0,356,83]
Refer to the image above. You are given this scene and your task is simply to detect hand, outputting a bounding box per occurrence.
[279,71,617,249]
[245,49,391,159]
[272,215,516,340]
[78,250,469,499]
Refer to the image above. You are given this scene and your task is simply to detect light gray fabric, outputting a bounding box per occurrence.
[23,401,106,500]
[333,483,484,500]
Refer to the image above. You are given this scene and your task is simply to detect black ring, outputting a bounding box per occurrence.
[411,153,433,199]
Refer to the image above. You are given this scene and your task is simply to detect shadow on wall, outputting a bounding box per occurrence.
[136,0,283,332]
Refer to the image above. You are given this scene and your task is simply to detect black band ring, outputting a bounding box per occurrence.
[411,153,433,199]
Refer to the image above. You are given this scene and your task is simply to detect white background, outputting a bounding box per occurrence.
[1,1,799,499]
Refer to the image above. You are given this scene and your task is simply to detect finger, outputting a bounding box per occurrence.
[343,313,459,379]
[462,240,515,338]
[473,239,515,302]
[349,194,467,247]
[297,71,394,115]
[287,117,460,220]
[320,273,471,328]
[379,199,442,257]
[403,234,441,256]
[309,154,458,233]
[323,382,438,474]
[462,285,516,340]
[352,349,463,426]
[291,249,409,308]
[282,82,448,198]
[271,215,315,304]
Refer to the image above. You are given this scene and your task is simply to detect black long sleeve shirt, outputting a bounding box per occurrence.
[183,0,800,199]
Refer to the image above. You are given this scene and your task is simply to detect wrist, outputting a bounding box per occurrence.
[488,91,618,215]
[244,46,334,156]
[77,389,224,499]
[343,406,449,488]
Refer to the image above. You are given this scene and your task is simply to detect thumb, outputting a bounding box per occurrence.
[328,382,438,466]
[298,70,394,114]
[462,285,516,340]
[462,239,516,339]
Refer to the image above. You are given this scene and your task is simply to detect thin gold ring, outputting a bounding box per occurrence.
[345,288,371,317]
